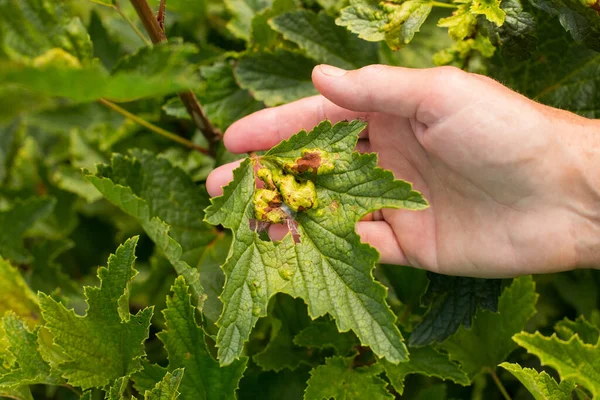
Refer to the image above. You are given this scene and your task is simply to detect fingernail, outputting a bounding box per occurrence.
[319,64,347,77]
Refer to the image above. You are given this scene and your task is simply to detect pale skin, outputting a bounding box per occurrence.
[206,64,600,278]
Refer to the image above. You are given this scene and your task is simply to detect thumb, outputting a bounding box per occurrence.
[312,64,476,124]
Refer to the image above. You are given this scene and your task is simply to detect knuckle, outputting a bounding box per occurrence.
[429,66,469,92]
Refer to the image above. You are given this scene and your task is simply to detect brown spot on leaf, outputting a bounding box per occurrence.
[289,152,322,174]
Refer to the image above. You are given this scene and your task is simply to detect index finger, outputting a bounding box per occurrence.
[223,95,369,154]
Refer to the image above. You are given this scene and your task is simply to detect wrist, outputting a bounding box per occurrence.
[555,113,600,269]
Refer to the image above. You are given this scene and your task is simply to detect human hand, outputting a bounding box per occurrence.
[207,65,600,278]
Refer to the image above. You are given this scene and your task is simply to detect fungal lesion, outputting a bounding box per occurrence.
[282,149,335,175]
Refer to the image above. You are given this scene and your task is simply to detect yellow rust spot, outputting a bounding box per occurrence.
[253,189,287,224]
[283,149,335,175]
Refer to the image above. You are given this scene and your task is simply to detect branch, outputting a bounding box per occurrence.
[128,0,222,152]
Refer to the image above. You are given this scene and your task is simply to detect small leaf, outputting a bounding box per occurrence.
[226,0,274,41]
[269,10,379,69]
[234,49,318,107]
[438,276,538,377]
[39,237,153,390]
[499,362,576,400]
[471,0,506,25]
[555,316,600,345]
[437,1,478,41]
[305,356,393,400]
[0,259,40,323]
[381,347,470,395]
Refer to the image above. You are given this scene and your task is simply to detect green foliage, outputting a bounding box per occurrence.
[0,0,598,398]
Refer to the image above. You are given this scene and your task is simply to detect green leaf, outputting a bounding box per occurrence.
[513,331,600,398]
[305,356,393,400]
[555,316,600,345]
[226,0,274,41]
[409,274,502,347]
[205,120,427,366]
[381,347,470,395]
[438,276,538,377]
[0,42,203,105]
[0,120,20,183]
[531,0,600,50]
[0,259,40,323]
[0,197,55,263]
[27,239,79,298]
[336,0,433,50]
[197,62,264,131]
[471,0,506,25]
[234,49,319,107]
[488,0,537,58]
[0,0,93,62]
[155,276,247,400]
[106,376,128,400]
[0,313,63,388]
[499,362,576,400]
[87,150,218,307]
[145,369,184,400]
[437,1,478,41]
[492,15,600,117]
[39,237,153,390]
[293,319,359,356]
[269,10,379,69]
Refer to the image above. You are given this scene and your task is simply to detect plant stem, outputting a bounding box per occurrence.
[432,1,459,8]
[114,1,151,45]
[128,0,222,153]
[98,99,209,154]
[488,368,512,400]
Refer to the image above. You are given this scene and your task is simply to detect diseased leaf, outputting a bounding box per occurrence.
[145,369,184,400]
[205,120,427,366]
[0,259,40,323]
[234,49,319,106]
[269,10,379,69]
[0,313,63,388]
[381,347,470,395]
[499,362,576,400]
[0,0,93,63]
[336,0,433,50]
[87,150,218,306]
[471,0,506,25]
[39,237,153,390]
[305,356,393,400]
[513,331,600,398]
[153,277,247,400]
[0,197,55,264]
[409,274,503,347]
[438,276,538,377]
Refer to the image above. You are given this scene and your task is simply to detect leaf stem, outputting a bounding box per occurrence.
[98,98,209,154]
[432,1,459,8]
[488,368,512,400]
[114,1,152,46]
[128,0,222,153]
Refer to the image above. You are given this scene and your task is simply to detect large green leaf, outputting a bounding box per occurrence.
[499,362,576,400]
[39,237,153,390]
[226,0,274,41]
[513,331,600,398]
[234,49,318,107]
[438,276,538,377]
[305,356,393,400]
[0,43,203,104]
[149,277,247,400]
[87,150,218,306]
[270,10,379,69]
[409,274,502,347]
[205,120,427,366]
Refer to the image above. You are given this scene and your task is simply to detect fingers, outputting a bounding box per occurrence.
[224,95,368,153]
[206,160,241,198]
[356,221,408,265]
[313,64,474,124]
